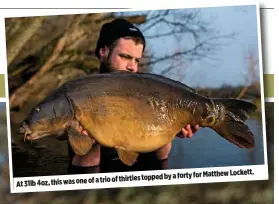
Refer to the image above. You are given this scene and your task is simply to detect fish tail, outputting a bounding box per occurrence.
[211,99,257,149]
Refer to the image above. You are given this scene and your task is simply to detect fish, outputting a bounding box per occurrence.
[19,71,257,166]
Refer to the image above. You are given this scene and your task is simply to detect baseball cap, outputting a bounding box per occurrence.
[95,18,146,59]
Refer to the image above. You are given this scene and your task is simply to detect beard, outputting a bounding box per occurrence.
[99,54,115,73]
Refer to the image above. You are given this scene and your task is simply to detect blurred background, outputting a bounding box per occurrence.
[1,5,273,203]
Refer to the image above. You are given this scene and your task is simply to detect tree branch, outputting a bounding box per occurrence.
[9,15,87,109]
[142,34,234,68]
[7,17,45,67]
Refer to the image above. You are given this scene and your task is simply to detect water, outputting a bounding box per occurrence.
[169,117,265,169]
[12,136,70,177]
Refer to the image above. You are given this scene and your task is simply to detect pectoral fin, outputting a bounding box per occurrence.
[116,148,138,166]
[68,126,93,156]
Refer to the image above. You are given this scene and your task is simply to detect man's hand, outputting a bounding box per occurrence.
[176,124,200,138]
[71,125,100,167]
[78,124,89,136]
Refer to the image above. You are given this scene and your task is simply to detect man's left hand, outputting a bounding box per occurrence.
[176,124,200,138]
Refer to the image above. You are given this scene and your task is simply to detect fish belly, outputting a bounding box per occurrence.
[76,95,190,153]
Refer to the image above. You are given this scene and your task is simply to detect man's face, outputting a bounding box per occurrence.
[99,38,144,73]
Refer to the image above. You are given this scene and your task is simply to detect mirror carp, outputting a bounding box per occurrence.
[20,71,257,166]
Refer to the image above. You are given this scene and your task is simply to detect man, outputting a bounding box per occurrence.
[68,18,199,174]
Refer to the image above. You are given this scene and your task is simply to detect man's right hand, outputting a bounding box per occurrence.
[71,125,100,167]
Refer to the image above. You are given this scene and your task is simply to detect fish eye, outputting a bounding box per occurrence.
[35,107,40,112]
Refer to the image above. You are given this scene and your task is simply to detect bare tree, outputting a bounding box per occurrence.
[7,13,146,110]
[236,50,260,99]
[119,9,235,78]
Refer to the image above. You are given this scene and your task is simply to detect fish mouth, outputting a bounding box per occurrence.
[20,121,62,141]
[19,121,33,142]
[19,121,45,141]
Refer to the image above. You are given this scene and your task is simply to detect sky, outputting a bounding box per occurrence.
[125,5,260,88]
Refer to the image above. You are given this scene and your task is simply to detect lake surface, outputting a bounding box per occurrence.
[1,104,266,178]
[169,117,265,169]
